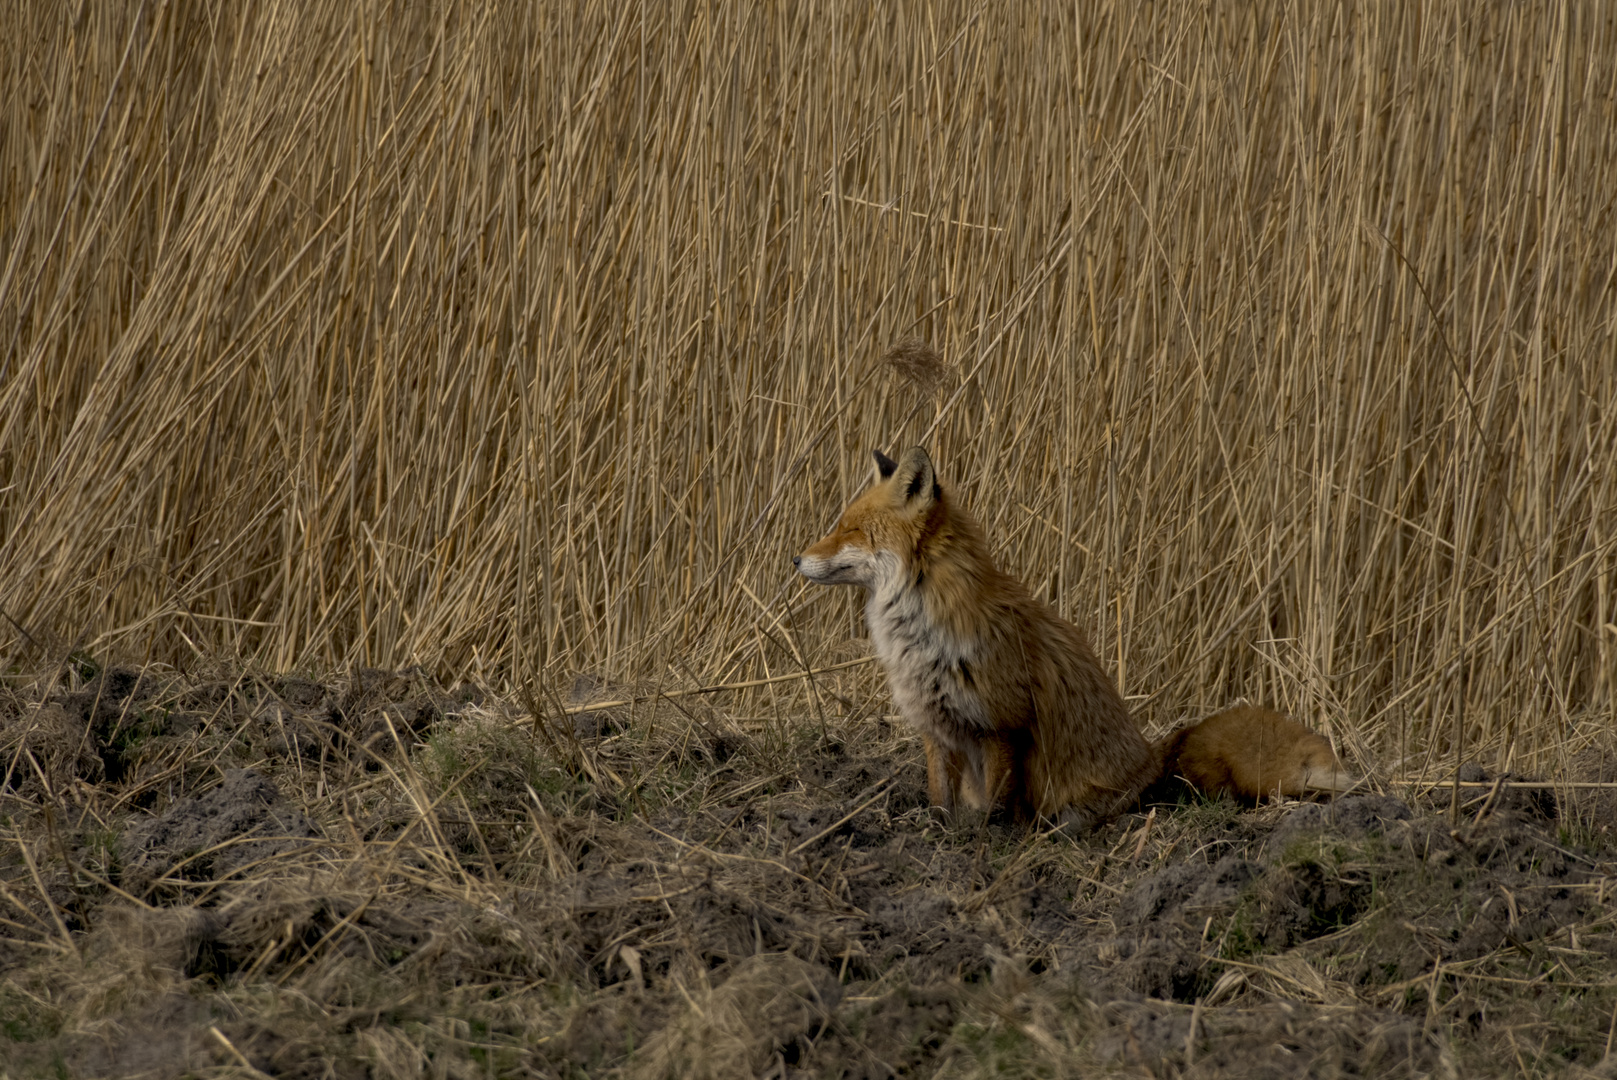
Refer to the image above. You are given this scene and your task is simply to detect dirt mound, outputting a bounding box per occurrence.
[1266,792,1414,851]
[624,952,839,1080]
[1106,853,1263,1000]
[255,667,460,769]
[119,769,323,896]
[2,667,1615,1077]
[1117,854,1261,927]
[0,701,108,795]
[1091,997,1450,1078]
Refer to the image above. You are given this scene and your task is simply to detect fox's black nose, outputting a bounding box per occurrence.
[792,555,801,568]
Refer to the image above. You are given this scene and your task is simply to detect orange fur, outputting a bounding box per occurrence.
[795,447,1157,831]
[1151,705,1357,803]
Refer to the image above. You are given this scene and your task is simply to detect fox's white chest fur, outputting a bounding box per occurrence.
[865,566,992,747]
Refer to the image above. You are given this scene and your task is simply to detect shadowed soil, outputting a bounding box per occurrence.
[2,666,1615,1078]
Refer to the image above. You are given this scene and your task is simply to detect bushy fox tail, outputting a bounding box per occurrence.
[1145,704,1359,804]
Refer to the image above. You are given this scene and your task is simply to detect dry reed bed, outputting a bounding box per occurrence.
[1,1,1614,779]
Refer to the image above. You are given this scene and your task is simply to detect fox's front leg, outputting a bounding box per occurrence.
[924,735,964,815]
[977,736,1018,816]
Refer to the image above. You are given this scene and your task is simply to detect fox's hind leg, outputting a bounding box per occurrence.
[977,737,1012,808]
[974,733,1031,823]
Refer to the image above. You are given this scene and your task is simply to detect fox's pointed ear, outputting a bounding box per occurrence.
[872,449,898,481]
[892,447,940,509]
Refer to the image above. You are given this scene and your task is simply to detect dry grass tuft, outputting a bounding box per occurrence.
[884,337,955,396]
[625,953,839,1080]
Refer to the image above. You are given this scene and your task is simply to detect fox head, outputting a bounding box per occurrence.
[794,446,943,589]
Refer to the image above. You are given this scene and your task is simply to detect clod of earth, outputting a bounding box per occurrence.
[119,769,324,898]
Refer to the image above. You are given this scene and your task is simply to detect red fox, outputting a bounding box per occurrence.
[795,447,1355,831]
[1150,704,1358,803]
[794,446,1158,831]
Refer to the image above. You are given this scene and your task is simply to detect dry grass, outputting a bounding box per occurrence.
[1,666,1612,1077]
[2,0,1615,786]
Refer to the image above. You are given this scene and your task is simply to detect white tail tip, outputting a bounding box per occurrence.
[1300,767,1361,794]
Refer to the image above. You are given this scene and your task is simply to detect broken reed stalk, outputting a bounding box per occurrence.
[0,1,1612,778]
[1408,781,1617,792]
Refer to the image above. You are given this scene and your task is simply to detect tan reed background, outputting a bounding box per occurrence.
[1,1,1613,774]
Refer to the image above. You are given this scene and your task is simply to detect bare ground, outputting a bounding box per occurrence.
[2,665,1616,1078]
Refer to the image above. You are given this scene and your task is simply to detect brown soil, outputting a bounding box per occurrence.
[2,666,1615,1078]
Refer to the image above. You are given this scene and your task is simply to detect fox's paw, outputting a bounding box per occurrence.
[1051,805,1103,840]
[929,804,990,831]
